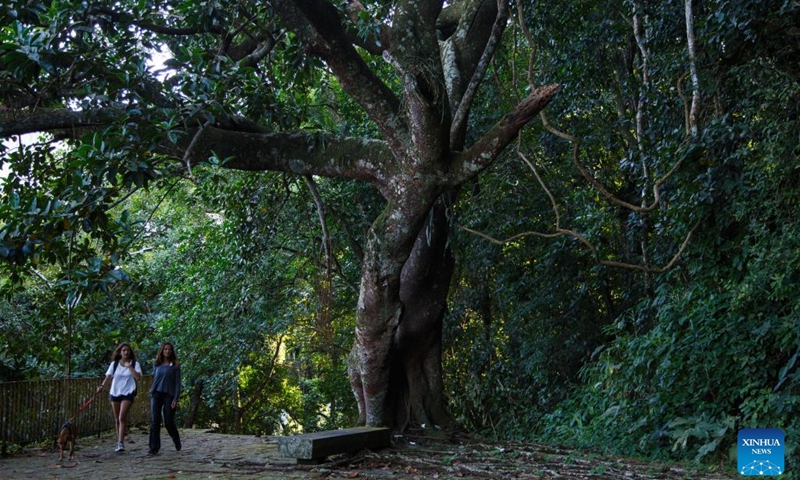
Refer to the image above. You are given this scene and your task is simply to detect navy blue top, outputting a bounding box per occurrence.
[150,363,182,402]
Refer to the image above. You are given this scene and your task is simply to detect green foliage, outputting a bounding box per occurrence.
[538,34,800,466]
[445,0,800,472]
[0,275,160,381]
[1,0,380,433]
[110,170,370,434]
[2,0,799,473]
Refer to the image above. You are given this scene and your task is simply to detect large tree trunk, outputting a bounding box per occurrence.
[349,193,438,426]
[393,192,457,430]
[345,83,558,430]
[349,192,456,429]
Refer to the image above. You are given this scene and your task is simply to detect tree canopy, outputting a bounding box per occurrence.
[1,0,560,430]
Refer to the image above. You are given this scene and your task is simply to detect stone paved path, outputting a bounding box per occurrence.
[0,426,740,480]
[0,427,305,479]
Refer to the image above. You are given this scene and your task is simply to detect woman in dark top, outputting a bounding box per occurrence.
[147,342,182,455]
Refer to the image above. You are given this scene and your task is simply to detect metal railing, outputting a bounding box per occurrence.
[1,376,153,447]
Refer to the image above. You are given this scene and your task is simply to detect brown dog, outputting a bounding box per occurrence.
[57,421,77,461]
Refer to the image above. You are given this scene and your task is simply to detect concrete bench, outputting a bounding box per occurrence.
[277,426,391,464]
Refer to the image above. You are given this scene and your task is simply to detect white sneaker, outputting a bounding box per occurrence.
[115,442,125,452]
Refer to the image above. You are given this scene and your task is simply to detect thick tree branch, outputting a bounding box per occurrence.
[388,0,450,162]
[183,126,392,192]
[0,106,394,194]
[451,0,509,141]
[0,107,125,137]
[273,1,406,154]
[450,84,559,185]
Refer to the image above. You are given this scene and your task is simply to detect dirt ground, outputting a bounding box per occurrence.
[0,426,738,480]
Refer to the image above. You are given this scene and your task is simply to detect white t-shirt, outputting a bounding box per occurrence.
[105,360,142,397]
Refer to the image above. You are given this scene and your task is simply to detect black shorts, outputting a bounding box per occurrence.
[110,393,136,403]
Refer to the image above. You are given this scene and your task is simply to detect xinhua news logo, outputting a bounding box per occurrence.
[738,428,784,476]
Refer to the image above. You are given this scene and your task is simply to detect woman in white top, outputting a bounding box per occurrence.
[96,343,142,452]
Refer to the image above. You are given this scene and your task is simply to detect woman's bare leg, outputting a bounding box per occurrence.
[118,400,133,443]
[111,401,122,442]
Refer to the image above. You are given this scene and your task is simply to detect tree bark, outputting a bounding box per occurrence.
[183,380,203,429]
[394,191,457,429]
[348,191,456,429]
[348,173,442,425]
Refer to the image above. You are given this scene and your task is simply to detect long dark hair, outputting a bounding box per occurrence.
[111,342,138,364]
[155,342,179,367]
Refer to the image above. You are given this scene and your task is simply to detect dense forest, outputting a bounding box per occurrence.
[1,0,798,471]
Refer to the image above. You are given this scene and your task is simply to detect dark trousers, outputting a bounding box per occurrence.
[148,391,180,453]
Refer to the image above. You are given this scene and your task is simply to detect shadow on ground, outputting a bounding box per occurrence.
[0,426,738,479]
